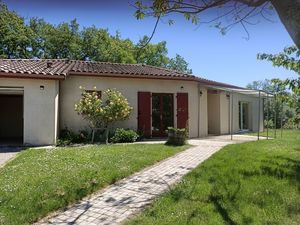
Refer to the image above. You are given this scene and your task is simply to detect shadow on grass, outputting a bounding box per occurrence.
[164,154,300,225]
[208,195,237,225]
[241,156,300,183]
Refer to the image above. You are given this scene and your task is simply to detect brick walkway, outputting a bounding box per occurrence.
[38,137,256,225]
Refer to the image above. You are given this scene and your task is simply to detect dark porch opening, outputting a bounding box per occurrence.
[0,94,23,146]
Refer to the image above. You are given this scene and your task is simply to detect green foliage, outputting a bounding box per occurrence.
[75,88,133,128]
[167,54,192,74]
[0,144,188,225]
[56,128,90,146]
[0,3,34,58]
[284,115,300,129]
[136,36,169,67]
[246,79,278,93]
[247,79,299,129]
[110,128,139,143]
[258,46,300,94]
[127,130,300,225]
[264,119,274,129]
[0,2,193,73]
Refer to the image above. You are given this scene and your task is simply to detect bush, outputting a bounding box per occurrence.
[74,88,133,144]
[264,119,274,129]
[110,128,139,143]
[57,128,89,146]
[166,127,188,146]
[284,114,300,129]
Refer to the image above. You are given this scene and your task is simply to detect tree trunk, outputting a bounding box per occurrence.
[105,127,109,145]
[271,0,300,48]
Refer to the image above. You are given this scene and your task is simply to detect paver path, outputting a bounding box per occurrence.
[0,147,23,166]
[38,137,256,225]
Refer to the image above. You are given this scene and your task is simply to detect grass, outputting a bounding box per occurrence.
[127,130,300,225]
[247,128,293,139]
[0,144,188,225]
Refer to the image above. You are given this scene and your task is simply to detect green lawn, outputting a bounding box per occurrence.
[0,144,187,225]
[247,128,292,139]
[127,130,300,225]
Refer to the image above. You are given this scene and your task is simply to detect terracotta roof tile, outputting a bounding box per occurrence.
[0,59,196,79]
[0,59,243,89]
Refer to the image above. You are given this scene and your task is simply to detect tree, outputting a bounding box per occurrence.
[134,0,300,48]
[167,54,192,74]
[258,46,300,94]
[135,36,169,67]
[74,88,133,144]
[81,28,136,63]
[0,2,193,73]
[247,78,299,129]
[0,2,34,58]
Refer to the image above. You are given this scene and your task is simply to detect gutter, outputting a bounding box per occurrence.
[0,72,65,80]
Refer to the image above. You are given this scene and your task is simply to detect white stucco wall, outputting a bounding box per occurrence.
[231,92,264,132]
[207,92,220,134]
[220,92,230,134]
[0,78,59,145]
[59,76,207,138]
[199,87,208,137]
[207,90,263,135]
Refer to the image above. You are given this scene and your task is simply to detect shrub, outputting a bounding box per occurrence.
[56,128,89,146]
[166,127,188,146]
[75,88,133,143]
[264,119,274,129]
[284,114,300,129]
[111,128,139,143]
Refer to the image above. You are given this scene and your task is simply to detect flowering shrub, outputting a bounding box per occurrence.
[75,88,133,143]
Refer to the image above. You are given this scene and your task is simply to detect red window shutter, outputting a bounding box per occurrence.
[138,92,151,137]
[177,93,189,129]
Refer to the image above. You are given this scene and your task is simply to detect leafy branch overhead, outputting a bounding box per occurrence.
[0,2,192,74]
[134,0,300,48]
[257,46,300,94]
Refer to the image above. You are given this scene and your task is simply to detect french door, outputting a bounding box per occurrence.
[152,93,174,137]
[239,102,249,130]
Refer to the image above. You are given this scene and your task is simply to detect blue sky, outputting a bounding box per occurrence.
[3,0,297,87]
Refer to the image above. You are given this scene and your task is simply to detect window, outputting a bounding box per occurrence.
[239,101,249,130]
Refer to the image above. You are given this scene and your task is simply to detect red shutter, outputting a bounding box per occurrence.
[138,92,151,137]
[177,93,189,129]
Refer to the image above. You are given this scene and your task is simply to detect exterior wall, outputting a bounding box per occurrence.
[207,90,263,135]
[232,92,264,132]
[59,76,205,138]
[199,87,208,137]
[220,92,230,134]
[207,92,220,134]
[0,78,59,145]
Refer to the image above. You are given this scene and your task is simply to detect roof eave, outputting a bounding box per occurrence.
[0,72,65,80]
[68,71,197,82]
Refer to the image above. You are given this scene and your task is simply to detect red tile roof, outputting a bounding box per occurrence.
[0,59,243,89]
[0,59,195,79]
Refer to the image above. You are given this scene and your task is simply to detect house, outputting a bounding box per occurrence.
[0,59,264,146]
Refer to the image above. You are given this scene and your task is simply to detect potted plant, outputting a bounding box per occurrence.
[166,127,188,145]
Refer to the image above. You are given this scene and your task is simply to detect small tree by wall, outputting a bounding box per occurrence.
[75,88,133,144]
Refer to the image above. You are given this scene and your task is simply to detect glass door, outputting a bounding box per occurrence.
[152,93,174,137]
[239,102,249,130]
